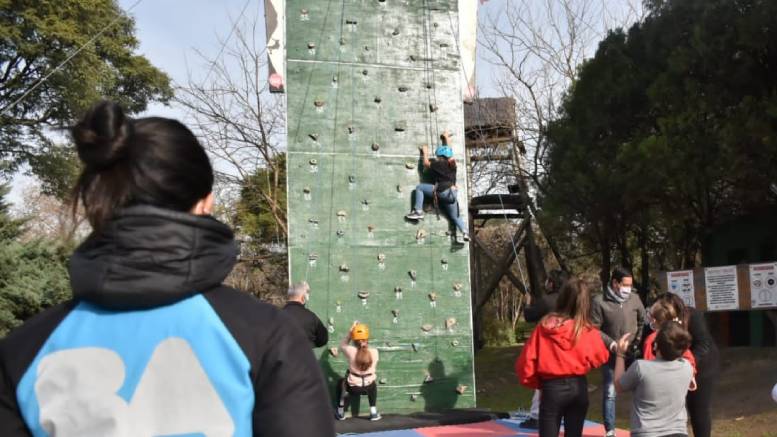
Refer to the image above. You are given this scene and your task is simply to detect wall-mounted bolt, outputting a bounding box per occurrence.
[429,104,438,112]
[396,184,403,192]
[346,19,358,25]
[363,45,370,52]
[392,28,400,36]
[371,143,380,151]
[411,343,419,352]
[362,199,370,207]
[347,125,354,134]
[394,286,402,294]
[425,82,433,89]
[313,100,325,108]
[395,121,407,132]
[339,264,350,273]
[441,258,449,265]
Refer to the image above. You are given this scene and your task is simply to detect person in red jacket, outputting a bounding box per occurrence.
[516,278,610,437]
[643,295,697,377]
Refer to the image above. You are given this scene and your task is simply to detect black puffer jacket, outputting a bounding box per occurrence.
[0,205,335,437]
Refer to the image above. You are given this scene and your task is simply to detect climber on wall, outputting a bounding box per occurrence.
[405,130,470,244]
[335,321,381,421]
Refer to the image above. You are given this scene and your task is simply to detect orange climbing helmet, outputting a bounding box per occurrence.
[351,323,370,341]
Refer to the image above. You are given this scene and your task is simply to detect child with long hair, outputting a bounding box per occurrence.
[336,321,381,421]
[516,278,610,437]
[643,295,697,376]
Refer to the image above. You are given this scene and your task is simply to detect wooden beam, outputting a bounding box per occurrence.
[471,234,527,293]
[475,220,530,310]
[468,154,513,162]
[465,136,516,148]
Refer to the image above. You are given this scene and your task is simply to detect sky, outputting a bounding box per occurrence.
[9,0,640,205]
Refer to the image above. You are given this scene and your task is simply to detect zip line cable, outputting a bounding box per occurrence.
[199,0,254,87]
[0,0,146,116]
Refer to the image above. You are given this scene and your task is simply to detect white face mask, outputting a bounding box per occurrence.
[304,292,310,304]
[619,286,632,297]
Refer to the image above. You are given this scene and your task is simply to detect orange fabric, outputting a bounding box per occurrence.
[642,331,698,375]
[515,316,610,389]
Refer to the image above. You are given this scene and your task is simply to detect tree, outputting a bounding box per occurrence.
[0,0,172,174]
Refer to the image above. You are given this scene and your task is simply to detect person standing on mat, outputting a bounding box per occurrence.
[614,322,694,437]
[662,293,719,437]
[283,281,328,348]
[516,278,610,437]
[519,269,571,429]
[405,131,470,244]
[591,266,646,437]
[335,322,381,421]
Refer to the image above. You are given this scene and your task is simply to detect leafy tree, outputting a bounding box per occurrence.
[0,0,172,175]
[0,185,71,336]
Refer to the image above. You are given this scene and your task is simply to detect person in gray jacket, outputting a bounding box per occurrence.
[591,266,646,437]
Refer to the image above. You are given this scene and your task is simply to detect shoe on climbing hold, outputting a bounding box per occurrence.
[405,210,424,220]
[455,233,470,244]
[456,385,468,395]
[357,291,370,299]
[339,264,350,273]
[408,270,417,280]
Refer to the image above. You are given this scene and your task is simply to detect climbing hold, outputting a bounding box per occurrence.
[377,253,386,262]
[371,143,380,151]
[308,133,319,142]
[303,187,311,194]
[425,82,433,89]
[308,218,319,225]
[374,96,382,104]
[336,229,345,238]
[348,175,356,183]
[410,394,418,402]
[408,270,417,281]
[398,85,409,92]
[391,309,399,318]
[439,42,449,48]
[392,28,400,36]
[451,340,460,347]
[441,258,449,265]
[428,292,437,302]
[411,343,419,352]
[405,162,415,170]
[429,104,438,112]
[357,291,370,300]
[347,125,354,134]
[345,19,358,25]
[379,378,387,385]
[456,385,468,395]
[329,347,339,357]
[416,229,428,240]
[452,282,463,291]
[421,324,433,332]
[328,317,335,326]
[362,69,369,76]
[394,286,402,294]
[308,253,318,261]
[307,42,317,49]
[309,158,318,165]
[409,55,417,62]
[368,224,375,233]
[339,264,350,273]
[396,184,403,192]
[336,210,348,218]
[424,373,434,383]
[445,317,457,330]
[394,121,407,132]
[363,45,370,52]
[362,199,370,207]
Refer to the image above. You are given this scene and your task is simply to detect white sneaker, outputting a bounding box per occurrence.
[605,430,616,437]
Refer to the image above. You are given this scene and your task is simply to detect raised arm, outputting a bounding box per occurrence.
[420,145,431,169]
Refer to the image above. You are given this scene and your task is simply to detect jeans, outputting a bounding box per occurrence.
[413,183,466,233]
[601,365,616,432]
[539,376,588,437]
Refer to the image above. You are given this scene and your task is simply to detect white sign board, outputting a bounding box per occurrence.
[749,263,777,309]
[704,266,740,311]
[667,270,696,308]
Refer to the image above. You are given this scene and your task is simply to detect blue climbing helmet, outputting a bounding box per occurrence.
[435,145,453,158]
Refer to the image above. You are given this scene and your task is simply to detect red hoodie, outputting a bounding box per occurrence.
[642,331,697,375]
[516,316,610,389]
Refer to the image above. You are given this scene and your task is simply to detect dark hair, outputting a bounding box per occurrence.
[610,266,633,284]
[71,101,213,230]
[655,321,692,361]
[548,277,592,342]
[653,293,691,326]
[547,269,571,293]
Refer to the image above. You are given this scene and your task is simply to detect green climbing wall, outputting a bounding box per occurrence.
[285,0,475,413]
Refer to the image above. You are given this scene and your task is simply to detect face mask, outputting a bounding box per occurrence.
[619,286,632,297]
[304,292,310,304]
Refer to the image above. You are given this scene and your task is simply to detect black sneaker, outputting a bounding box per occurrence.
[520,417,538,429]
[335,409,346,421]
[405,210,424,220]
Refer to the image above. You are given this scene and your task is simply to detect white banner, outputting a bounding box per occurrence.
[749,263,777,309]
[667,270,696,308]
[704,266,740,311]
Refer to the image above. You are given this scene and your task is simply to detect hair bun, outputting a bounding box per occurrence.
[72,100,133,169]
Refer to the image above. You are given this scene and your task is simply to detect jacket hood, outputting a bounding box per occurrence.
[538,316,580,351]
[69,205,238,309]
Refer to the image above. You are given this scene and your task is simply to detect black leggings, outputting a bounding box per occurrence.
[336,378,377,407]
[539,376,588,437]
[687,374,716,437]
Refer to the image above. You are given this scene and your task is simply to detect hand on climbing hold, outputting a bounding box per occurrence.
[419,144,429,156]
